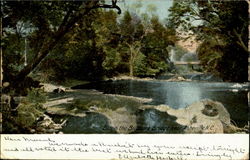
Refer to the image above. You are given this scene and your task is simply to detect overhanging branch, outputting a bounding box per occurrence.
[90,0,121,14]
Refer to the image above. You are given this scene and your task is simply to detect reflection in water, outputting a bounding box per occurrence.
[72,80,249,127]
[163,83,201,109]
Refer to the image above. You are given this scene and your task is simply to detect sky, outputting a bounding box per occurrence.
[118,0,173,21]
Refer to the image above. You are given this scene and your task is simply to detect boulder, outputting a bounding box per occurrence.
[166,99,230,133]
[53,87,65,93]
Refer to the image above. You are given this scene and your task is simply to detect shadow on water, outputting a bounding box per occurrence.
[49,112,117,134]
[133,109,186,134]
[48,109,186,134]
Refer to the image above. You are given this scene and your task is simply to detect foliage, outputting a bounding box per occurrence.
[15,87,47,128]
[3,88,47,132]
[2,33,26,80]
[2,0,121,86]
[169,45,189,61]
[16,103,43,127]
[168,0,248,82]
[26,88,47,104]
[3,1,178,85]
[33,9,176,80]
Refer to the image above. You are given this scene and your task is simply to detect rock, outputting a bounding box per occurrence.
[48,123,63,130]
[37,115,54,128]
[103,107,137,134]
[165,99,230,133]
[3,82,10,87]
[35,114,68,133]
[36,127,46,133]
[37,119,51,128]
[202,104,219,117]
[29,129,36,133]
[201,99,230,125]
[46,129,57,134]
[53,87,65,93]
[61,112,117,133]
[166,75,191,82]
[231,89,239,92]
[41,83,68,93]
[1,94,11,105]
[231,83,243,88]
[1,95,12,116]
[135,108,185,133]
[89,105,98,111]
[177,76,185,81]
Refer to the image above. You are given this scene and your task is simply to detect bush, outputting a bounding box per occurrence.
[16,103,43,128]
[14,88,47,129]
[26,88,47,104]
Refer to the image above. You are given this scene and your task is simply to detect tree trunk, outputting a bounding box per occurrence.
[14,7,92,83]
[129,46,134,77]
[13,1,121,84]
[248,0,250,81]
[129,62,133,77]
[0,15,2,88]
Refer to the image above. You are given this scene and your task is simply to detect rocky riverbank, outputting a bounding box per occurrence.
[2,81,247,134]
[35,83,248,134]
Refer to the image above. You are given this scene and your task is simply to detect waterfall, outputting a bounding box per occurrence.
[169,48,176,62]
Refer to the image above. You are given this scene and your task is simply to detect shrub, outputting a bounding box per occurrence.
[26,88,47,104]
[16,103,43,128]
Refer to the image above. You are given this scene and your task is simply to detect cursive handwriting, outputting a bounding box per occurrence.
[1,135,248,160]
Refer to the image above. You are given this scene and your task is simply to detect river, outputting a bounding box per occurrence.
[72,78,249,127]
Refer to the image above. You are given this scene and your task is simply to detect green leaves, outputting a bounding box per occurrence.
[169,0,249,82]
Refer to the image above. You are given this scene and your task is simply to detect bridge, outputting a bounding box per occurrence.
[173,61,200,65]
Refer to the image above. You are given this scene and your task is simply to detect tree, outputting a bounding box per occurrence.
[0,13,2,88]
[168,0,248,82]
[2,0,121,87]
[118,11,146,76]
[127,41,143,76]
[141,16,176,76]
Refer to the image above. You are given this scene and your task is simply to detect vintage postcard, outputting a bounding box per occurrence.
[0,0,249,159]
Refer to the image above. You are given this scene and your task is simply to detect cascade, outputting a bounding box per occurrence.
[169,48,176,62]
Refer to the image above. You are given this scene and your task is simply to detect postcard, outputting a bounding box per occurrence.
[0,0,249,159]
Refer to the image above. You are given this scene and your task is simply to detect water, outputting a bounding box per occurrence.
[73,80,249,127]
[180,52,198,62]
[169,48,176,62]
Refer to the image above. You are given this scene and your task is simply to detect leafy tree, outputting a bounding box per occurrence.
[168,0,248,82]
[141,16,176,76]
[127,41,144,76]
[118,11,146,76]
[2,0,121,88]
